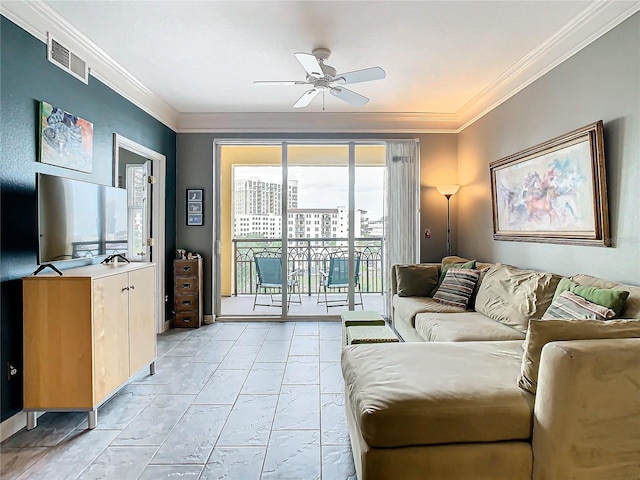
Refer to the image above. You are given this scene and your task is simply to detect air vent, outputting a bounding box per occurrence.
[47,33,88,84]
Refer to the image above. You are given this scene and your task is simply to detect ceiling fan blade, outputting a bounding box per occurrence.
[334,66,386,85]
[293,89,320,108]
[330,87,369,106]
[294,52,323,78]
[254,80,308,86]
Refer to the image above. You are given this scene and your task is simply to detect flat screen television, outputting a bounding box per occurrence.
[37,173,128,264]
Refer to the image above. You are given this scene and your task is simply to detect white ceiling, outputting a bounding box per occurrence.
[3,1,639,131]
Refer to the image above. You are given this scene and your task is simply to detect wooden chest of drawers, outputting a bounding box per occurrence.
[172,258,203,328]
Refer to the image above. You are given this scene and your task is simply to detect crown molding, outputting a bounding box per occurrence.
[3,0,638,134]
[1,0,179,130]
[456,0,640,131]
[176,112,459,134]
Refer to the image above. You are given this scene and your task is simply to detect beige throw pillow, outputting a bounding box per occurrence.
[518,318,640,394]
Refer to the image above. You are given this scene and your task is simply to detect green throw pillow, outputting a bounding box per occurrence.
[553,278,630,317]
[395,265,439,297]
[432,260,477,296]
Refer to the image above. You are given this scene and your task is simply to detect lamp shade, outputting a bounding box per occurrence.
[436,184,460,196]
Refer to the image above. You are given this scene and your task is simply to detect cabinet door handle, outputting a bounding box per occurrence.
[129,285,135,290]
[122,286,130,292]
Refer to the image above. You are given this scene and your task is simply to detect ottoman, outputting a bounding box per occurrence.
[341,310,385,346]
[346,325,399,345]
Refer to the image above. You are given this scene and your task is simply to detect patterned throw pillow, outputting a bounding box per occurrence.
[542,290,615,320]
[433,268,481,309]
[552,277,629,317]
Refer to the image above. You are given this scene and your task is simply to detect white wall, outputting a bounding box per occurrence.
[457,13,639,285]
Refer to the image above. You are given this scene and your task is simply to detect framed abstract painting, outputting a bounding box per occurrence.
[39,101,94,173]
[489,121,609,246]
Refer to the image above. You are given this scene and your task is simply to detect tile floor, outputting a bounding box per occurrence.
[1,321,356,480]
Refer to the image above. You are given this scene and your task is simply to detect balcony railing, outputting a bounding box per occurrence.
[232,237,384,295]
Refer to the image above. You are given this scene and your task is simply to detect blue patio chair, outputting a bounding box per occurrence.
[253,253,301,311]
[317,251,364,312]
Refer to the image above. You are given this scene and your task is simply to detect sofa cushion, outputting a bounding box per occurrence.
[570,274,640,318]
[394,264,439,297]
[415,312,526,342]
[518,318,640,394]
[341,341,534,448]
[432,268,481,309]
[475,264,561,333]
[553,277,629,316]
[393,295,469,328]
[543,290,616,320]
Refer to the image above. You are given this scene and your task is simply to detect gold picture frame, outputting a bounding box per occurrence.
[489,121,609,246]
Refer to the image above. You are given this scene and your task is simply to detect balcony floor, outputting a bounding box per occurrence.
[220,292,385,318]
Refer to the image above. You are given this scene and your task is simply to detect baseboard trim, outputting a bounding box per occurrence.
[0,410,44,442]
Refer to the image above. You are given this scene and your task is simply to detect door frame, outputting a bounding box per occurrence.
[213,139,386,321]
[113,133,167,333]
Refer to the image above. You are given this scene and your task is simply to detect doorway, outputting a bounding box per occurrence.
[113,134,167,333]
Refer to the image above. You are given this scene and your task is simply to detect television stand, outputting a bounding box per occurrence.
[31,264,63,276]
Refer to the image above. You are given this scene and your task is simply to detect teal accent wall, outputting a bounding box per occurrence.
[0,16,177,422]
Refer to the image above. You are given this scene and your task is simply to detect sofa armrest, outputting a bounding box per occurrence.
[532,338,640,480]
[390,263,440,296]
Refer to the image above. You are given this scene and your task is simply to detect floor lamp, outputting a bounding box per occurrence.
[436,185,460,257]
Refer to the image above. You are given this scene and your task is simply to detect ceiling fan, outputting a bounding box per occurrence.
[254,48,386,109]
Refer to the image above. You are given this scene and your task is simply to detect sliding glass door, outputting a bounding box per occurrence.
[287,145,349,317]
[216,141,385,320]
[218,145,284,318]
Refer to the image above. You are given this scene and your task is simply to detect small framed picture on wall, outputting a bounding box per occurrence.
[187,189,203,202]
[187,214,203,226]
[188,202,202,214]
[186,189,203,226]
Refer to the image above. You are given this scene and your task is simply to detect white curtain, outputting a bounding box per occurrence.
[384,140,420,320]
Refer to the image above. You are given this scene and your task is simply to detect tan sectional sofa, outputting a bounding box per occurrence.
[341,257,640,480]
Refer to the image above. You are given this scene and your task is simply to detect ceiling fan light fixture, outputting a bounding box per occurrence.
[257,48,385,108]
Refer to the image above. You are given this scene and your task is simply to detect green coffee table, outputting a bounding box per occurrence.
[346,325,399,345]
[341,310,385,346]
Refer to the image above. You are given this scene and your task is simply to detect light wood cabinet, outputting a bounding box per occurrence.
[23,262,157,429]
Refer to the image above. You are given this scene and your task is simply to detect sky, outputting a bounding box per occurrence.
[235,166,385,220]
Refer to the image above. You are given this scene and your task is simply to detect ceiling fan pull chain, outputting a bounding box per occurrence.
[323,91,325,111]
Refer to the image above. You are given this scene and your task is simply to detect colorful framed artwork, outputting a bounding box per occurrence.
[39,101,94,173]
[186,189,203,226]
[490,121,609,246]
